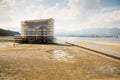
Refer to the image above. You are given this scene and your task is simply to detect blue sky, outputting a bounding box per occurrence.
[0,0,120,34]
[100,0,120,8]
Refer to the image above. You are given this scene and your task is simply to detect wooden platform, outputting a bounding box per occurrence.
[15,36,54,44]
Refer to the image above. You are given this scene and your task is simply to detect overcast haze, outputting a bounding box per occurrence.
[0,0,120,34]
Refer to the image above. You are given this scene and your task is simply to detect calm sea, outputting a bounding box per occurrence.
[56,36,120,43]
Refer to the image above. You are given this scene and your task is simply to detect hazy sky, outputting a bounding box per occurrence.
[0,0,120,34]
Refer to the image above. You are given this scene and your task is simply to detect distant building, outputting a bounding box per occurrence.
[21,18,54,43]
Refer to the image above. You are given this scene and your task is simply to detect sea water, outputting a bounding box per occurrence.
[56,36,120,43]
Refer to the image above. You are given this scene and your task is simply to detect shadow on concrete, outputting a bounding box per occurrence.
[52,43,72,46]
[19,42,72,46]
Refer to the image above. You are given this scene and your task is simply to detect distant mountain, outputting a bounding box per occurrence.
[60,28,120,36]
[0,28,20,36]
[73,28,120,35]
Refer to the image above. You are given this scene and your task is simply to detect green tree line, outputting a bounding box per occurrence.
[0,28,20,36]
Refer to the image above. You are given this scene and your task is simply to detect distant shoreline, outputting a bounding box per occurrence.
[56,35,120,38]
[56,36,120,43]
[0,36,15,42]
[0,36,120,43]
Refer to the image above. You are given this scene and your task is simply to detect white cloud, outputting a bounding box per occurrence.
[0,0,120,34]
[85,9,120,28]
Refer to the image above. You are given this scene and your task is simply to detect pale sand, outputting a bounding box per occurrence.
[0,41,120,80]
[75,41,120,57]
